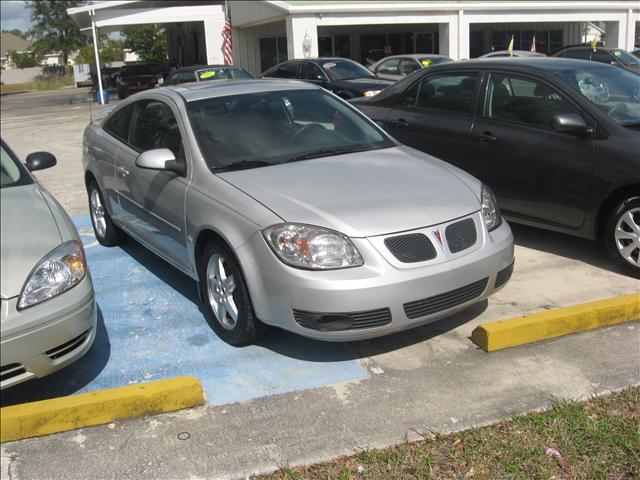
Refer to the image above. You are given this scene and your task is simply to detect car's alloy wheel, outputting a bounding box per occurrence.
[206,253,239,330]
[88,182,123,247]
[605,197,640,278]
[199,242,267,345]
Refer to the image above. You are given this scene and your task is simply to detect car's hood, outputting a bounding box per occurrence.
[330,77,393,92]
[219,147,480,237]
[0,184,62,299]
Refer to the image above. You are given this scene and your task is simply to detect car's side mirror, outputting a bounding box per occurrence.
[136,148,185,175]
[25,151,57,171]
[552,114,593,136]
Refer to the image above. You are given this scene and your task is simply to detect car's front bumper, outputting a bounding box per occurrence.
[0,276,97,389]
[237,216,514,341]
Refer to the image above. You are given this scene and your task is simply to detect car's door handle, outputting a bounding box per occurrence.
[478,131,497,143]
[117,166,130,177]
[394,118,409,128]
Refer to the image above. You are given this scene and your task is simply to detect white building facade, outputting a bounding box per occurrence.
[67,1,639,77]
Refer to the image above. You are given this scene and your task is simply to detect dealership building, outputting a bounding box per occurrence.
[68,0,639,75]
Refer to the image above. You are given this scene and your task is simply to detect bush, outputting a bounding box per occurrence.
[38,64,68,79]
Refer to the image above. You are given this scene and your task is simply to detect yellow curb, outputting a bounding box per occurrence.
[1,376,204,442]
[471,293,640,352]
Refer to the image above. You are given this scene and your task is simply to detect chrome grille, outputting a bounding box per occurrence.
[384,233,437,263]
[403,278,488,319]
[445,218,477,254]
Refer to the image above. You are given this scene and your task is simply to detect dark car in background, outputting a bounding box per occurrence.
[351,58,640,276]
[262,58,393,99]
[552,45,640,74]
[163,65,253,86]
[117,62,167,98]
[369,54,453,81]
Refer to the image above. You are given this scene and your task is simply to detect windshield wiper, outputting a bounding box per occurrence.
[283,147,371,163]
[214,159,272,172]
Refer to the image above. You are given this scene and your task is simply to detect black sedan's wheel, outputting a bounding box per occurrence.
[199,242,267,345]
[604,196,640,278]
[88,181,124,246]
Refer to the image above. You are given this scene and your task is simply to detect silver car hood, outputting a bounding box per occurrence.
[0,184,62,299]
[219,146,480,237]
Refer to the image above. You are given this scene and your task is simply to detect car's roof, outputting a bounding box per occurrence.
[380,54,450,60]
[479,50,545,57]
[162,78,318,102]
[431,56,611,71]
[175,64,245,72]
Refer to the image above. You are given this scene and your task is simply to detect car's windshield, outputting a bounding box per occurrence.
[318,60,375,81]
[1,144,31,188]
[420,57,451,67]
[611,50,640,66]
[553,65,640,126]
[187,89,394,171]
[195,67,253,81]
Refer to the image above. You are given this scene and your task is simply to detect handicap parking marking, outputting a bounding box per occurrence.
[1,216,367,407]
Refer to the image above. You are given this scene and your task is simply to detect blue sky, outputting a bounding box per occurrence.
[1,1,32,33]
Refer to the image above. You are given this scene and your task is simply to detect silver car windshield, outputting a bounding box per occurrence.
[187,89,395,171]
[553,65,640,127]
[0,144,31,188]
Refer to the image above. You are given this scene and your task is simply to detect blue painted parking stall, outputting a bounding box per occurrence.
[1,216,367,407]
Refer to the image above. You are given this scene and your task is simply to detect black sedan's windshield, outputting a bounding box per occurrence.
[553,65,640,126]
[187,89,394,171]
[318,60,375,81]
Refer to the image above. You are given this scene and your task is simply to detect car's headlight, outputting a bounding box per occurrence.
[18,241,87,309]
[363,90,382,97]
[481,185,502,232]
[263,223,363,270]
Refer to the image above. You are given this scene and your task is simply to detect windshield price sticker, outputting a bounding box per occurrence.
[421,59,432,68]
[200,71,217,79]
[322,63,336,70]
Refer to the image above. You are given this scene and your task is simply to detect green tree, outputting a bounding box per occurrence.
[27,0,84,65]
[75,38,124,65]
[122,24,168,62]
[7,50,40,68]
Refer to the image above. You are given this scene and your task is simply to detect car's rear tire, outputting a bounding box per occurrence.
[88,181,124,247]
[604,196,640,278]
[199,241,268,345]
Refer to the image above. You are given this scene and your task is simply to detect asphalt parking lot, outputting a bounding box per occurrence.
[1,90,639,480]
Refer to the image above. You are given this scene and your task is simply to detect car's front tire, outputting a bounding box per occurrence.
[604,196,640,278]
[88,181,124,247]
[199,241,268,345]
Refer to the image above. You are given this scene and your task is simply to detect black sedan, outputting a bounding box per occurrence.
[351,58,640,276]
[262,58,393,99]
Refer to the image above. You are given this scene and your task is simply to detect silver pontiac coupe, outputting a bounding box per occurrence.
[82,80,514,345]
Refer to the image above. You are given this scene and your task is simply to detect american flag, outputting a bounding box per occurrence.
[222,15,233,65]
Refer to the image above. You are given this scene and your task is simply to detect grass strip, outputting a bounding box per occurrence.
[257,387,639,479]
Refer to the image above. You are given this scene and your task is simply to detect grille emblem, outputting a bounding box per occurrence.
[432,230,444,248]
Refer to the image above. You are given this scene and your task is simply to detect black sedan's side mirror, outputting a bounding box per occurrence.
[552,114,593,136]
[25,151,57,171]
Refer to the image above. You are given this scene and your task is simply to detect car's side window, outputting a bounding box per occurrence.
[130,100,184,158]
[103,104,135,143]
[268,62,299,79]
[485,73,582,129]
[400,59,420,75]
[376,58,400,75]
[562,49,589,60]
[299,62,325,81]
[404,73,479,114]
[590,50,614,64]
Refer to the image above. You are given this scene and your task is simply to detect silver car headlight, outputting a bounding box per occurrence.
[18,241,87,309]
[363,90,382,97]
[263,223,363,270]
[481,185,502,232]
